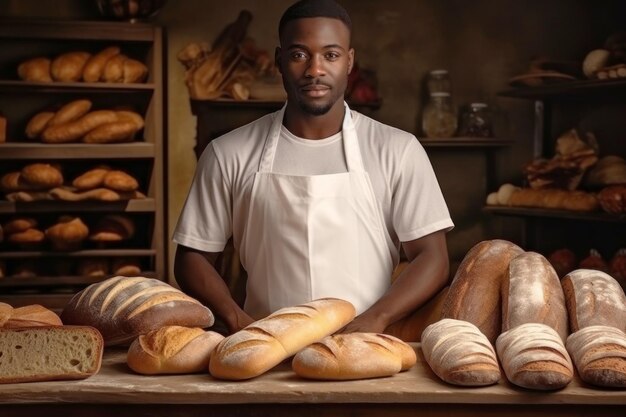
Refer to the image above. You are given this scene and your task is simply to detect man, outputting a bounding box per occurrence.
[173,0,454,338]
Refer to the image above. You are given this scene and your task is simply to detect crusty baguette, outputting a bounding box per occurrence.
[47,99,92,127]
[502,251,569,342]
[566,325,626,387]
[41,110,118,143]
[25,111,55,139]
[421,318,500,386]
[127,326,224,375]
[2,304,62,328]
[561,269,626,333]
[496,322,573,390]
[209,298,356,380]
[441,239,524,343]
[0,326,103,384]
[60,276,215,346]
[292,333,416,380]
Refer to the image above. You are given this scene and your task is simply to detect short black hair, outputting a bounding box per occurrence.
[278,0,352,39]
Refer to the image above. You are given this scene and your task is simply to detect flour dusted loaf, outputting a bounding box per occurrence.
[561,269,626,332]
[421,318,500,386]
[502,251,569,341]
[566,325,626,387]
[61,276,215,346]
[127,326,224,375]
[441,239,524,343]
[0,326,103,384]
[496,322,573,390]
[209,298,356,380]
[292,333,416,380]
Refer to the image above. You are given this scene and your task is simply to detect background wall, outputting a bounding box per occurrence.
[1,0,624,278]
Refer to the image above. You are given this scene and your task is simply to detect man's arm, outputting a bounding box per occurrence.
[174,245,254,333]
[340,229,450,334]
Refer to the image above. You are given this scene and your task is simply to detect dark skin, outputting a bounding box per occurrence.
[175,16,450,335]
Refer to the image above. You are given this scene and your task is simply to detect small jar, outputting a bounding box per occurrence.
[459,102,493,137]
[422,92,457,138]
[427,69,451,94]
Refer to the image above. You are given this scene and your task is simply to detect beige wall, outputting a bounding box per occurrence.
[2,0,623,277]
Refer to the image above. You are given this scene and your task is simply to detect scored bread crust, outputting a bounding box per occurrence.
[292,332,416,380]
[2,304,62,328]
[209,298,356,380]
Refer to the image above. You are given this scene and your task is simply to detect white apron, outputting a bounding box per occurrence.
[239,103,395,319]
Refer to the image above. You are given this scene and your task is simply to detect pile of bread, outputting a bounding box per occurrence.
[17,47,148,84]
[421,239,626,390]
[1,163,145,203]
[0,255,142,280]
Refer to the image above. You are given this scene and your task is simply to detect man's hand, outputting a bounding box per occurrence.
[228,310,255,333]
[339,311,389,334]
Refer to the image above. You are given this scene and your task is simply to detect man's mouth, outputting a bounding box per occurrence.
[300,83,331,98]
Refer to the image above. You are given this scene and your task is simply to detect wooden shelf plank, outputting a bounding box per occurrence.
[498,78,626,99]
[0,142,155,159]
[0,80,155,92]
[419,137,514,148]
[0,198,155,213]
[0,249,157,259]
[483,205,626,223]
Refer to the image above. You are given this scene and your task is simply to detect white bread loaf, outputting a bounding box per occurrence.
[566,325,626,387]
[292,332,416,380]
[561,269,626,332]
[496,323,573,390]
[60,276,215,346]
[502,252,569,341]
[209,298,356,380]
[127,326,224,375]
[421,318,500,386]
[0,326,103,384]
[1,304,62,328]
[441,239,524,343]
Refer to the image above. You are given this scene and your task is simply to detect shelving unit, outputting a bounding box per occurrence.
[0,19,165,310]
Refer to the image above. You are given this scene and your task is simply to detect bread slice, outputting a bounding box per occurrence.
[0,326,103,384]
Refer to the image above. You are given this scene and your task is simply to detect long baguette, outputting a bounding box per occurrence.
[209,298,355,380]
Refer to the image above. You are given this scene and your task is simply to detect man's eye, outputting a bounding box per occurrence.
[291,52,308,60]
[326,52,340,60]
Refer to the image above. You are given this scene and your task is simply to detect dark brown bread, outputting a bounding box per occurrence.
[61,276,214,346]
[502,251,569,341]
[441,239,524,343]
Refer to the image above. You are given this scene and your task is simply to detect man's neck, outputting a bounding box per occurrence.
[283,100,345,140]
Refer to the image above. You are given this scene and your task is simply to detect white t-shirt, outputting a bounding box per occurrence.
[173,109,454,259]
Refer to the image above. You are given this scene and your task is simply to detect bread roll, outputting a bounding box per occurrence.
[421,318,500,386]
[50,51,91,82]
[82,120,138,143]
[45,217,89,251]
[209,298,356,380]
[123,58,149,83]
[7,228,45,246]
[566,325,626,387]
[496,323,573,390]
[47,99,92,127]
[25,111,55,139]
[17,57,52,82]
[562,269,626,333]
[77,258,110,277]
[0,326,103,384]
[112,257,142,276]
[20,163,63,189]
[441,239,524,343]
[502,252,569,341]
[127,326,224,375]
[292,333,416,380]
[83,46,121,82]
[72,166,111,190]
[89,214,135,242]
[103,170,139,191]
[60,276,215,346]
[3,217,37,234]
[102,54,127,82]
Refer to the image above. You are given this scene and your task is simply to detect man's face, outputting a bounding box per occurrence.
[277,17,354,116]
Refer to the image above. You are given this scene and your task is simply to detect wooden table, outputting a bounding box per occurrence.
[1,346,624,417]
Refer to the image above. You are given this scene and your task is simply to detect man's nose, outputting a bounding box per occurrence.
[305,56,325,77]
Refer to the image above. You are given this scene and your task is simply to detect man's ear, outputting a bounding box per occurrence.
[348,48,355,74]
[275,47,283,74]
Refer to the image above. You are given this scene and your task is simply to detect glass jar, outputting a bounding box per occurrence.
[422,92,457,138]
[459,102,493,137]
[427,69,451,94]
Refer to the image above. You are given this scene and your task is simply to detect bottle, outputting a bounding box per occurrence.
[422,92,457,138]
[459,103,493,137]
[427,69,451,94]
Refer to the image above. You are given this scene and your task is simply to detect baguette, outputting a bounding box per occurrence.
[561,269,626,332]
[292,333,416,380]
[83,46,121,82]
[209,298,356,380]
[421,318,500,386]
[127,326,224,375]
[502,251,569,342]
[60,276,215,346]
[0,326,103,384]
[47,99,92,127]
[72,167,111,190]
[41,110,118,143]
[566,325,626,387]
[25,111,55,139]
[441,239,524,343]
[496,322,573,390]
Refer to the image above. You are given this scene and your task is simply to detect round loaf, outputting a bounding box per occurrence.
[60,276,215,346]
[209,298,356,380]
[47,99,92,127]
[292,333,416,380]
[103,170,139,191]
[25,111,55,139]
[127,326,224,375]
[7,228,45,246]
[3,217,37,234]
[83,46,121,82]
[112,257,141,276]
[20,163,63,189]
[45,217,89,251]
[89,215,135,242]
[50,51,91,82]
[421,318,500,386]
[17,57,52,82]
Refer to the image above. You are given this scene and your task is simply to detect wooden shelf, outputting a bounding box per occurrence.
[0,142,155,159]
[0,249,157,259]
[483,205,626,223]
[498,78,626,99]
[0,198,156,213]
[419,137,514,148]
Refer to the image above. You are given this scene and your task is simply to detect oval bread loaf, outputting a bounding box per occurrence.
[1,304,62,328]
[47,99,92,127]
[496,322,573,390]
[209,298,356,380]
[502,251,569,341]
[441,239,524,343]
[60,276,215,346]
[561,269,626,333]
[292,332,416,380]
[127,326,224,375]
[566,325,626,387]
[421,318,500,386]
[83,46,121,82]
